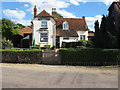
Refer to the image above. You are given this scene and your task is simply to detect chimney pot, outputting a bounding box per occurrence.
[52,8,57,18]
[34,5,37,18]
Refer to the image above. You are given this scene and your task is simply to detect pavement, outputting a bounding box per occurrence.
[2,63,118,88]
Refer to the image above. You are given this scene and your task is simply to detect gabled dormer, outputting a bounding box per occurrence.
[63,21,69,30]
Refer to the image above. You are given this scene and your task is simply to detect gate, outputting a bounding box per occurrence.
[42,49,61,65]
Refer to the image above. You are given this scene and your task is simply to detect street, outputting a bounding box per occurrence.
[2,64,118,88]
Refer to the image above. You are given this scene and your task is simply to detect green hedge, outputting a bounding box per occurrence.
[2,50,42,64]
[59,48,120,65]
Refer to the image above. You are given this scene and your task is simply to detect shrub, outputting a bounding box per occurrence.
[59,48,120,66]
[2,50,42,64]
[2,40,13,49]
[36,44,41,49]
[44,45,51,49]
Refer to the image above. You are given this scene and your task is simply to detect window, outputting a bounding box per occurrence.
[40,33,48,42]
[41,21,47,28]
[63,38,69,40]
[80,35,85,40]
[63,21,69,30]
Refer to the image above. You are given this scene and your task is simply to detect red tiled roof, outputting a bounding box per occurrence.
[88,33,94,37]
[108,2,120,14]
[37,10,52,17]
[115,2,120,13]
[19,26,32,36]
[56,29,78,37]
[55,18,89,31]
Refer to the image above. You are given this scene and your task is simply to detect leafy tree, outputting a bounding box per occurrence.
[93,20,101,48]
[56,13,63,18]
[16,23,25,30]
[93,15,117,49]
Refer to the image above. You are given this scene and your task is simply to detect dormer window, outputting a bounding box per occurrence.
[63,21,69,30]
[41,21,47,28]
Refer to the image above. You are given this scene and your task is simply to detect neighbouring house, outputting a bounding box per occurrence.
[108,0,120,32]
[19,6,89,48]
[88,31,94,40]
[108,0,120,48]
[19,26,32,48]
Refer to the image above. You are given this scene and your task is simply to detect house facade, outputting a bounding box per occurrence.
[108,0,120,48]
[31,6,89,48]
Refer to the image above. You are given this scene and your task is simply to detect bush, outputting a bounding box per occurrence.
[44,45,51,49]
[59,48,120,66]
[36,44,41,49]
[2,50,42,64]
[2,40,13,49]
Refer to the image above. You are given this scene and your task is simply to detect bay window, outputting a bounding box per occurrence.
[40,33,48,42]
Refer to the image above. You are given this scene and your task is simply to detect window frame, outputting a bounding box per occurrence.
[41,20,48,29]
[40,33,48,42]
[63,37,69,40]
[63,21,69,30]
[80,35,86,40]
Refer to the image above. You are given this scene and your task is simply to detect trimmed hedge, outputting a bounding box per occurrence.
[2,50,42,64]
[59,48,120,66]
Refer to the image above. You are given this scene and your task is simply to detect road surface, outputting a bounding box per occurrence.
[2,63,118,88]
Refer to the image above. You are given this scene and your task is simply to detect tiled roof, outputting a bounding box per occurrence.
[56,29,78,37]
[108,2,120,14]
[55,18,89,31]
[19,26,32,36]
[88,33,94,37]
[37,10,52,17]
[115,2,120,13]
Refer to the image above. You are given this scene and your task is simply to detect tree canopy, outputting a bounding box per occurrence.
[1,18,25,47]
[93,15,117,49]
[56,13,63,18]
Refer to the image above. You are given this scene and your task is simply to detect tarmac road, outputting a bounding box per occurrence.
[2,64,118,88]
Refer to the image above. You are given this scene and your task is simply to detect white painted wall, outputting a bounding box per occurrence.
[77,31,88,41]
[32,17,56,47]
[59,31,88,47]
[59,37,78,47]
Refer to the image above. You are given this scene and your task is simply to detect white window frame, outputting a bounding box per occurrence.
[41,21,47,28]
[63,21,69,30]
[40,33,48,42]
[80,35,86,40]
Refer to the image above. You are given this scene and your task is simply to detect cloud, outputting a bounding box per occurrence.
[11,19,31,26]
[85,15,103,31]
[70,0,79,5]
[3,9,26,19]
[57,9,76,18]
[24,4,29,7]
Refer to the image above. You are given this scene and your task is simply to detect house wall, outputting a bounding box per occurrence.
[59,37,78,47]
[77,31,88,41]
[59,31,88,47]
[32,17,56,47]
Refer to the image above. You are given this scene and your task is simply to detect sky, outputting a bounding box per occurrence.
[1,0,115,31]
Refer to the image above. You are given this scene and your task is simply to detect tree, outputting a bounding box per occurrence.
[56,13,63,18]
[16,23,25,30]
[2,20,18,40]
[93,15,117,49]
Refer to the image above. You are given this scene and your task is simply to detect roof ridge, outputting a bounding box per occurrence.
[37,10,52,17]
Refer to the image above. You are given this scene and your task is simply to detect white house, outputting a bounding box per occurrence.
[21,6,89,48]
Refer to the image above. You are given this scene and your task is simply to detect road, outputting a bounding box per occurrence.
[2,64,118,88]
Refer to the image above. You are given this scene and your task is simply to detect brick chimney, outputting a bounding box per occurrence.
[52,8,57,18]
[82,16,85,20]
[34,5,37,18]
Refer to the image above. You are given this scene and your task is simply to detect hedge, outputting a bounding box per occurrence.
[2,50,42,64]
[59,48,120,66]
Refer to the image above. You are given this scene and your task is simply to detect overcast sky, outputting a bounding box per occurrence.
[1,0,115,31]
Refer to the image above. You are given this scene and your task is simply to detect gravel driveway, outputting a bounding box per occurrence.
[2,63,118,88]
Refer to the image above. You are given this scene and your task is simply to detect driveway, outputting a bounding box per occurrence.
[2,63,118,88]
